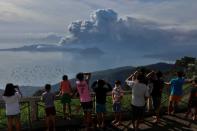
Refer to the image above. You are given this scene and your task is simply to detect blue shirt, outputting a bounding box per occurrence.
[170,77,185,96]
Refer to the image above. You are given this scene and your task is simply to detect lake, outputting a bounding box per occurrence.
[0,42,167,89]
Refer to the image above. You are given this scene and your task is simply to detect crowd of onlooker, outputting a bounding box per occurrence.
[2,69,197,131]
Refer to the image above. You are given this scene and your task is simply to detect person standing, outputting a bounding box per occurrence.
[126,72,149,131]
[150,71,164,123]
[42,84,56,131]
[59,75,72,119]
[165,71,191,115]
[112,80,124,126]
[2,83,22,131]
[91,79,112,128]
[185,77,197,121]
[76,72,93,127]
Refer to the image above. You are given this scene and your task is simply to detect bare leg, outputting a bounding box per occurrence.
[46,116,50,131]
[96,113,101,127]
[15,117,21,131]
[131,120,136,130]
[135,119,140,131]
[86,112,92,127]
[83,112,88,126]
[168,101,173,115]
[68,103,71,118]
[63,105,66,118]
[7,117,13,131]
[101,113,105,127]
[118,112,122,124]
[174,101,178,114]
[51,115,56,131]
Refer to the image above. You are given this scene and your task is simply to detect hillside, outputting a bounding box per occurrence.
[34,62,174,96]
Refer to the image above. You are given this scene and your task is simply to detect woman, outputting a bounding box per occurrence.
[2,83,22,131]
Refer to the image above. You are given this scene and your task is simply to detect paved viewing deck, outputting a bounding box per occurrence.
[22,112,197,131]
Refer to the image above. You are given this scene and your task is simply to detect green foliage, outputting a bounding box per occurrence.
[175,56,196,67]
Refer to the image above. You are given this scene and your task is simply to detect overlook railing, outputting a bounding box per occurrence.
[0,86,190,130]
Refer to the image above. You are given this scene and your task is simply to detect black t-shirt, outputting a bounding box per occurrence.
[91,82,112,104]
[151,79,164,97]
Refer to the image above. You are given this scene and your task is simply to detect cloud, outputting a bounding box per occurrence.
[1,0,197,36]
[60,9,188,46]
[59,9,197,59]
[1,9,197,60]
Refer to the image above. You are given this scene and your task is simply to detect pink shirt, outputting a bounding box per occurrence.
[76,80,92,102]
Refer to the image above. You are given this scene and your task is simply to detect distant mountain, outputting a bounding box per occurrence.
[19,86,41,97]
[140,62,175,72]
[33,62,174,96]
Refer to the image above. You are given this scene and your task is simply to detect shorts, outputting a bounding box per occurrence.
[61,93,71,105]
[113,102,121,112]
[7,113,20,119]
[189,100,197,108]
[152,96,161,112]
[81,101,93,112]
[45,106,56,117]
[169,95,181,102]
[96,103,106,113]
[131,105,145,121]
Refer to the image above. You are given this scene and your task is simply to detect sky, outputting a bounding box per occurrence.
[0,0,197,39]
[0,0,197,60]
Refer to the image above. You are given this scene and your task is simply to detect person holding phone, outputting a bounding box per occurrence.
[3,83,22,131]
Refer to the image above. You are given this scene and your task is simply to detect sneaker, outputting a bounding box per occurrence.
[114,122,122,126]
[112,120,117,125]
[152,116,157,119]
[192,115,196,120]
[152,119,159,123]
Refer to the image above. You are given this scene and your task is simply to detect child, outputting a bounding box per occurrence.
[186,77,197,121]
[59,75,72,119]
[2,83,22,131]
[112,80,124,126]
[165,71,191,115]
[76,72,92,127]
[91,79,112,128]
[42,84,56,131]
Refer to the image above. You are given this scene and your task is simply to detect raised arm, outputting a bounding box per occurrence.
[106,82,112,91]
[15,85,22,98]
[126,71,138,82]
[91,81,97,91]
[185,78,193,84]
[165,82,171,85]
[146,71,155,79]
[84,72,91,84]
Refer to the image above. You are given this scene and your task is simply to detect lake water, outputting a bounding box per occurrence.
[0,42,166,89]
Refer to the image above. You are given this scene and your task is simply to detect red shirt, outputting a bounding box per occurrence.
[60,80,71,95]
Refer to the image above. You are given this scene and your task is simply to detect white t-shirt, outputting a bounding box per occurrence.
[2,92,21,115]
[126,80,149,107]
